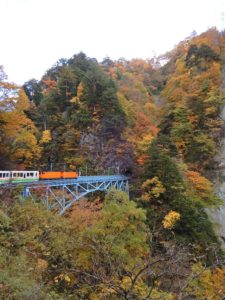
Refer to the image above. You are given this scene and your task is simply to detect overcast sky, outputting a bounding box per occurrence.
[0,0,224,85]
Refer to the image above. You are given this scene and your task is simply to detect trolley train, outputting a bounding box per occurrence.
[0,171,78,184]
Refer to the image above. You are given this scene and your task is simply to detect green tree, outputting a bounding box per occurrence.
[143,138,219,246]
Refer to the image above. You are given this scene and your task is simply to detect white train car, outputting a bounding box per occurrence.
[0,171,39,184]
[0,171,11,184]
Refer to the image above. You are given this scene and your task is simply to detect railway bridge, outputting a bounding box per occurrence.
[6,175,129,215]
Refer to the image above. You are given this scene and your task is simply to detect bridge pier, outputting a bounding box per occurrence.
[22,186,31,198]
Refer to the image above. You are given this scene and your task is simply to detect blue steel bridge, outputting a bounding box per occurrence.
[6,175,129,215]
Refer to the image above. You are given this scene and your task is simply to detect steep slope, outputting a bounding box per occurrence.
[138,28,225,250]
[209,46,225,247]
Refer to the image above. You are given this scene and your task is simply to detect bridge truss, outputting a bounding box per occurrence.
[21,175,129,214]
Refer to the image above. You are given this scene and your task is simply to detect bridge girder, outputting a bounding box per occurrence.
[22,176,129,214]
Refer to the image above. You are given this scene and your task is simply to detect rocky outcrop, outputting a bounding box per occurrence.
[209,66,225,248]
[79,127,136,174]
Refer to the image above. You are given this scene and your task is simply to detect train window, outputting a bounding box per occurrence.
[3,173,5,178]
[30,173,34,177]
[0,173,2,178]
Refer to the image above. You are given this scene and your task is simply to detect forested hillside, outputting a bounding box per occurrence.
[1,28,225,299]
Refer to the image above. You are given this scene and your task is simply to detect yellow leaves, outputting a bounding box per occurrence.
[141,177,165,202]
[70,82,84,104]
[40,130,52,144]
[121,276,149,298]
[138,133,154,153]
[205,106,217,116]
[144,101,158,117]
[2,111,35,136]
[90,287,116,300]
[77,82,84,98]
[53,273,73,285]
[162,211,180,229]
[64,275,71,282]
[120,275,132,289]
[11,129,41,165]
[117,91,135,125]
[173,140,187,154]
[0,84,41,166]
[175,58,187,74]
[148,289,175,300]
[15,88,30,112]
[120,276,175,299]
[186,263,225,300]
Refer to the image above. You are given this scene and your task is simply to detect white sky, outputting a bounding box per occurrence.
[0,0,224,85]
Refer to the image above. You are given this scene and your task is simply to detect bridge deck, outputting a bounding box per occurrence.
[4,175,128,188]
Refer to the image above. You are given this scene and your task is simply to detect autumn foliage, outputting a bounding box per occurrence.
[0,29,225,298]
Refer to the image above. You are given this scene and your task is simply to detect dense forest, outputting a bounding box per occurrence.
[1,28,225,299]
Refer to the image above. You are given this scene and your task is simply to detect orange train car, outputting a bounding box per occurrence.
[39,171,78,180]
[61,171,78,179]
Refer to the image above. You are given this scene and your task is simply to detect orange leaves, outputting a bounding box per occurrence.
[137,155,149,165]
[42,79,58,96]
[128,112,159,161]
[186,171,212,197]
[188,114,198,125]
[37,258,48,271]
[42,79,57,89]
[135,112,159,137]
[70,198,103,230]
[185,170,221,207]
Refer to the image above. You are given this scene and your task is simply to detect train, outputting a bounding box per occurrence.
[0,170,78,184]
